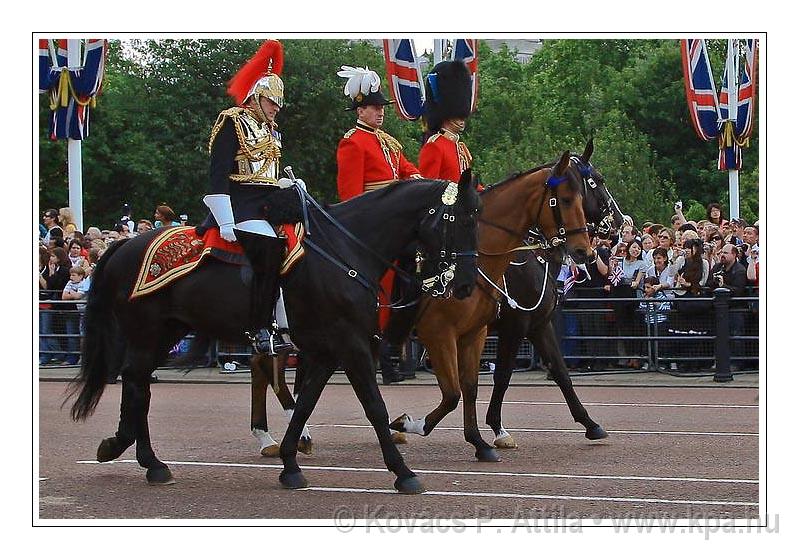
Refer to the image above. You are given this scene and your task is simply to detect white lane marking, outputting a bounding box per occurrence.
[309,424,758,438]
[77,459,757,485]
[301,486,758,507]
[477,401,758,410]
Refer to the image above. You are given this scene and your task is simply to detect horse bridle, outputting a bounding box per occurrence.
[293,179,476,299]
[478,165,588,255]
[570,156,624,237]
[418,182,479,298]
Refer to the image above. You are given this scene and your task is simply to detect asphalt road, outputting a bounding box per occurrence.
[38,379,759,523]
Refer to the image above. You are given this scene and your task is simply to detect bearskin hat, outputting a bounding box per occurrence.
[423,60,473,134]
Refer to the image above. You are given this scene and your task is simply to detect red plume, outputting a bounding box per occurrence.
[227,40,284,105]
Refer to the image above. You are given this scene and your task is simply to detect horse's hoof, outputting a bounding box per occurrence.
[97,438,124,463]
[279,470,309,490]
[298,437,314,455]
[394,476,425,494]
[493,435,518,449]
[586,426,609,440]
[146,467,175,485]
[391,432,408,444]
[476,448,502,462]
[388,414,408,433]
[260,444,281,457]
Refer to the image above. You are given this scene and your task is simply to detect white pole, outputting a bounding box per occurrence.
[67,39,84,232]
[726,39,740,220]
[433,39,443,65]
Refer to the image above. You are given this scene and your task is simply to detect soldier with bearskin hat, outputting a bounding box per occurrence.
[418,60,477,185]
[335,66,422,384]
[201,40,298,355]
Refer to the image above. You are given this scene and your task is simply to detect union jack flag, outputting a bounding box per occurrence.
[39,38,107,140]
[451,39,479,112]
[608,258,624,287]
[680,39,720,141]
[383,39,425,120]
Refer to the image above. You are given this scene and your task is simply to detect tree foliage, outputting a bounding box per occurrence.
[38,39,759,229]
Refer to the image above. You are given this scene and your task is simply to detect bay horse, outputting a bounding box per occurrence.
[67,173,481,494]
[387,151,593,461]
[486,141,629,449]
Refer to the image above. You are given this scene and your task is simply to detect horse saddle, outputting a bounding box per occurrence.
[129,225,305,300]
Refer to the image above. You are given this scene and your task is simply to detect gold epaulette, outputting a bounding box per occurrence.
[343,128,357,139]
[426,133,442,144]
[208,107,246,153]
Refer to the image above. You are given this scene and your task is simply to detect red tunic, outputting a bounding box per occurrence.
[336,121,422,331]
[336,121,421,201]
[419,130,472,182]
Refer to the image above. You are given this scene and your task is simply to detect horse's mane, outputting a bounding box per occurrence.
[482,157,583,195]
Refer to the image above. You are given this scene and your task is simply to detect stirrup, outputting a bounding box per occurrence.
[246,328,293,356]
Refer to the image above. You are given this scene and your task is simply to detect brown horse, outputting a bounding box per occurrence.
[387,151,593,461]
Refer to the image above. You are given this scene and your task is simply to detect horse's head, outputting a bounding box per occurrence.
[571,139,627,239]
[537,151,593,264]
[417,169,481,300]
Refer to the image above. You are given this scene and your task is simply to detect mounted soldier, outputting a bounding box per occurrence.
[201,40,299,355]
[418,60,477,185]
[335,65,422,384]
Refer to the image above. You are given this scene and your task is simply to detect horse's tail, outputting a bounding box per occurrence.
[66,238,130,421]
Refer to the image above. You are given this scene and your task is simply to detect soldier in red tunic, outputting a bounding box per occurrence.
[418,60,477,184]
[335,66,422,384]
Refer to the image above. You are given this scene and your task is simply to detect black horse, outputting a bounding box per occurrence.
[67,172,481,494]
[485,140,628,448]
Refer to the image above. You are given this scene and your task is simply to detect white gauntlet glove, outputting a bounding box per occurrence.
[203,194,237,242]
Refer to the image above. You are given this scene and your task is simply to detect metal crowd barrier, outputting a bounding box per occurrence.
[38,286,759,380]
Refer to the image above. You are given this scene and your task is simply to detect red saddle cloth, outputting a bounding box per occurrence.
[129,225,305,300]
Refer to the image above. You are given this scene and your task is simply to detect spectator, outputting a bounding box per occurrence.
[85,226,103,242]
[59,207,78,236]
[708,243,748,369]
[61,266,89,366]
[575,235,611,371]
[674,237,709,297]
[656,227,676,263]
[42,209,63,246]
[641,233,655,269]
[706,202,725,227]
[639,275,673,368]
[672,200,687,227]
[113,222,131,239]
[746,243,759,285]
[154,204,180,228]
[39,246,70,365]
[137,219,154,234]
[67,239,91,275]
[612,223,639,255]
[730,218,747,245]
[742,225,759,251]
[646,247,675,296]
[606,240,647,368]
[104,230,120,245]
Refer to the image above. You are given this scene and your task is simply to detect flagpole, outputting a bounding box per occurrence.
[726,39,740,220]
[67,39,84,232]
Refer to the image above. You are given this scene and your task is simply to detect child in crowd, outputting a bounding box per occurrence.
[61,266,90,366]
[640,276,672,369]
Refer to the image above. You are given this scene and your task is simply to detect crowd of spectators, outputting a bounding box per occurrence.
[38,199,760,373]
[560,201,760,373]
[38,203,188,366]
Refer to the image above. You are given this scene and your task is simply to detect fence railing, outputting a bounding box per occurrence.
[38,286,759,380]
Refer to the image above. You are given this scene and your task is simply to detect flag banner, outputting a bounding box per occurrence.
[382,39,424,120]
[39,38,107,140]
[608,258,624,287]
[451,39,479,112]
[680,39,720,141]
[735,39,758,139]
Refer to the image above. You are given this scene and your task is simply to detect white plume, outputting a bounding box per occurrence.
[337,65,381,99]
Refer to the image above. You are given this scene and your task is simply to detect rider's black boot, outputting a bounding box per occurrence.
[236,231,293,356]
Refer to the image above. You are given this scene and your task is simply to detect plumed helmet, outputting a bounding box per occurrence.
[423,60,473,134]
[337,65,394,111]
[228,40,285,108]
